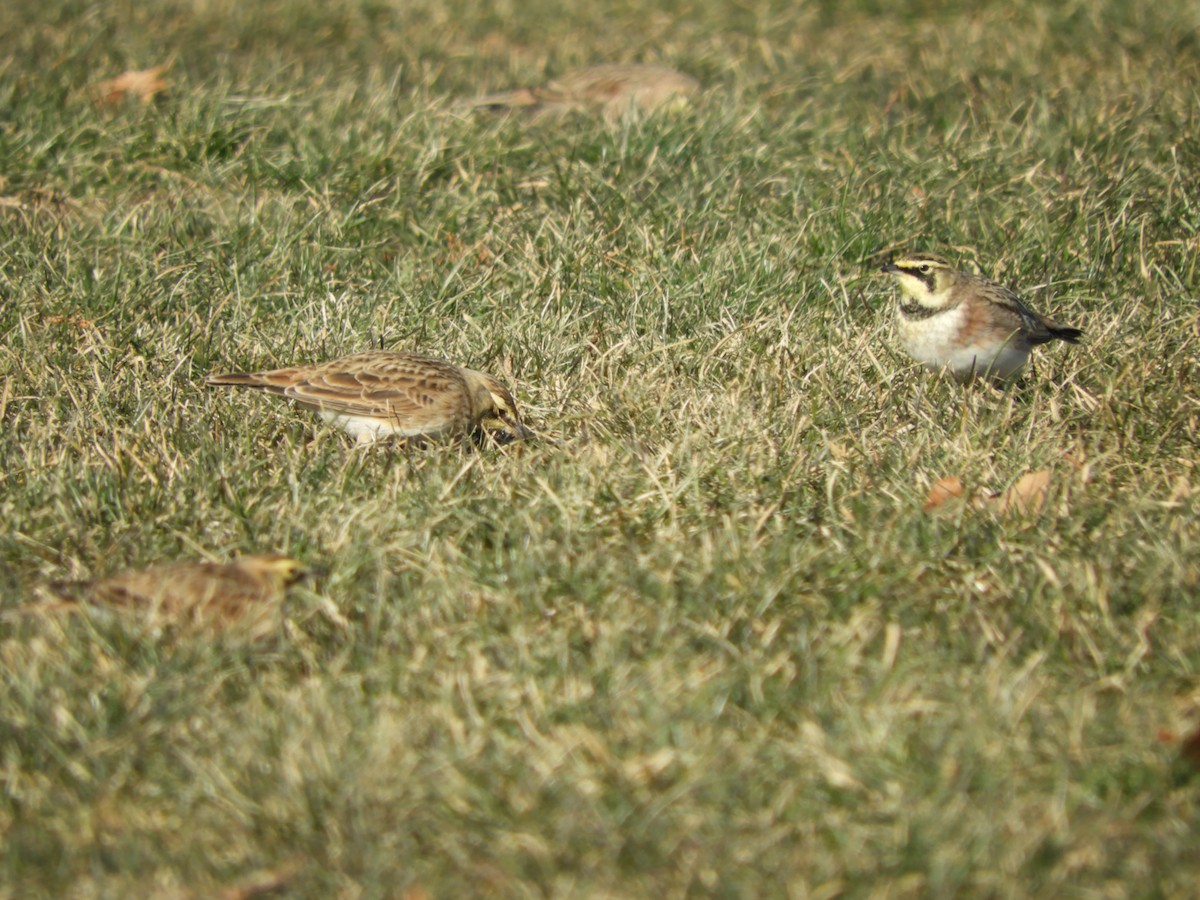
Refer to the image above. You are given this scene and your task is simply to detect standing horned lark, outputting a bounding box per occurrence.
[469,63,699,120]
[39,555,307,640]
[206,350,530,444]
[881,252,1083,380]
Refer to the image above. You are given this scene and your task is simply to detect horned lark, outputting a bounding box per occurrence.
[206,350,530,444]
[881,252,1083,380]
[41,555,307,640]
[469,63,699,120]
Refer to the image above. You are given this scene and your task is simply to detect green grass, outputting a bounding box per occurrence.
[2,0,1199,895]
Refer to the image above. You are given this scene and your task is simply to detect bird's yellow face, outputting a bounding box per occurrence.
[881,253,959,312]
[475,379,532,441]
[236,555,308,590]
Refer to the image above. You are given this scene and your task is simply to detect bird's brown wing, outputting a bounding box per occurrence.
[979,281,1063,344]
[552,65,699,110]
[541,68,630,103]
[467,68,622,112]
[210,351,470,421]
[37,559,293,641]
[281,352,468,420]
[471,66,695,116]
[90,563,282,636]
[88,562,244,613]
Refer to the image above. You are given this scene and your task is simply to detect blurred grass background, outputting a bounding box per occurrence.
[1,0,1199,895]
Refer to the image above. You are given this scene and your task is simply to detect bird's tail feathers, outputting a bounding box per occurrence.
[466,88,542,112]
[1048,323,1083,344]
[205,371,294,394]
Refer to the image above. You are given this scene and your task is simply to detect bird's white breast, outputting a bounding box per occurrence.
[897,306,1030,379]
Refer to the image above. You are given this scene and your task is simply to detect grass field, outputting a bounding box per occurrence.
[2,0,1200,895]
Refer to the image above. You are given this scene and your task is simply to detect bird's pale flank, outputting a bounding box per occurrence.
[206,350,530,444]
[881,252,1082,381]
[469,63,699,120]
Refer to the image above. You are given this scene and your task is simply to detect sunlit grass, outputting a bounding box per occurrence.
[1,0,1199,895]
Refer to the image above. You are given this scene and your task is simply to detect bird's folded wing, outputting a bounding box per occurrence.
[989,287,1053,339]
[543,74,620,101]
[282,371,444,418]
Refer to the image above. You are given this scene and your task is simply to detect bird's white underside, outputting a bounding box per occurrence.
[317,410,452,442]
[897,305,1030,379]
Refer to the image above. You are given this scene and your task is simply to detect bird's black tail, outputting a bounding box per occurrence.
[1049,324,1083,344]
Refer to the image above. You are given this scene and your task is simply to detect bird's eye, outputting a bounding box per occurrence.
[918,264,931,274]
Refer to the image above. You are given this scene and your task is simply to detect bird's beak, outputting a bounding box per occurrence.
[508,418,535,441]
[482,415,534,444]
[880,261,900,275]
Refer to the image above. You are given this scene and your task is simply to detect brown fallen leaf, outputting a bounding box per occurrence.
[924,476,965,511]
[1181,722,1200,770]
[995,469,1052,515]
[219,858,304,900]
[44,313,97,331]
[96,64,170,106]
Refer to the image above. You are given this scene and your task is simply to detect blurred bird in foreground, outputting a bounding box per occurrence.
[467,63,699,120]
[9,555,309,640]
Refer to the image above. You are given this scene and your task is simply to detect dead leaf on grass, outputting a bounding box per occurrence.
[44,313,97,331]
[96,64,170,106]
[994,469,1052,515]
[923,476,965,511]
[219,858,303,900]
[1181,721,1200,770]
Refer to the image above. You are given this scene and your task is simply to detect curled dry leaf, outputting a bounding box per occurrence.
[924,476,965,511]
[218,858,303,900]
[96,64,170,106]
[995,469,1052,515]
[1181,721,1200,770]
[44,313,97,331]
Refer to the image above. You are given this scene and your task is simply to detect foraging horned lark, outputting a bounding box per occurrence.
[469,63,699,119]
[41,555,307,640]
[881,252,1083,380]
[207,350,530,444]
